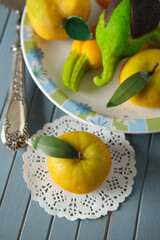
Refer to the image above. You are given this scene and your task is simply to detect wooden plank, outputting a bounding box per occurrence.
[0,142,15,202]
[48,216,79,240]
[0,86,54,240]
[77,216,110,240]
[135,133,160,240]
[27,87,55,136]
[0,5,10,41]
[19,200,52,240]
[106,134,151,240]
[0,147,31,240]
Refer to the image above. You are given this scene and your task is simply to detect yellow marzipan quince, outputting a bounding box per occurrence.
[47,131,111,194]
[26,0,91,40]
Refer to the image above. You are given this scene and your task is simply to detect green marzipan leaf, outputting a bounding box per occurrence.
[62,16,93,40]
[106,71,151,107]
[26,136,79,158]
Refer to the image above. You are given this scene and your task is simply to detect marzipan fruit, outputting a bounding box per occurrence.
[26,0,91,40]
[63,37,102,92]
[48,131,111,194]
[94,0,160,87]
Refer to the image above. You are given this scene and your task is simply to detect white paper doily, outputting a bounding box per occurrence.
[22,115,136,220]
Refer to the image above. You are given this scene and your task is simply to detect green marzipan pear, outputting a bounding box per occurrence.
[94,0,160,87]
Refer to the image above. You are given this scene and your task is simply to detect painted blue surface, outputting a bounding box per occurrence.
[0,3,160,240]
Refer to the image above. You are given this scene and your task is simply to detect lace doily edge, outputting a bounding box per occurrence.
[24,180,136,221]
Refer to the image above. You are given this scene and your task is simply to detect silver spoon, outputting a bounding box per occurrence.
[0,0,29,151]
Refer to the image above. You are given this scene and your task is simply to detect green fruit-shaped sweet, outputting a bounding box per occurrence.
[94,0,160,86]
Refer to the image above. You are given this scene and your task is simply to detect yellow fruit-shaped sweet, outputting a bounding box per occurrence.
[47,131,111,194]
[81,40,102,68]
[119,49,160,108]
[26,0,91,40]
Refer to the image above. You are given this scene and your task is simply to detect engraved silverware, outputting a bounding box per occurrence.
[0,0,29,151]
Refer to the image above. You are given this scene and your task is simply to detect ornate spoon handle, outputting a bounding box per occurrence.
[1,15,29,151]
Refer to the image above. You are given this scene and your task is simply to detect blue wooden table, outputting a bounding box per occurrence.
[0,4,160,240]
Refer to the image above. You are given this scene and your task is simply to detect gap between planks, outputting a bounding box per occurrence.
[105,212,112,240]
[17,194,31,240]
[0,152,17,206]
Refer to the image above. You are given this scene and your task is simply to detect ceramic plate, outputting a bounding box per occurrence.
[20,2,160,133]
